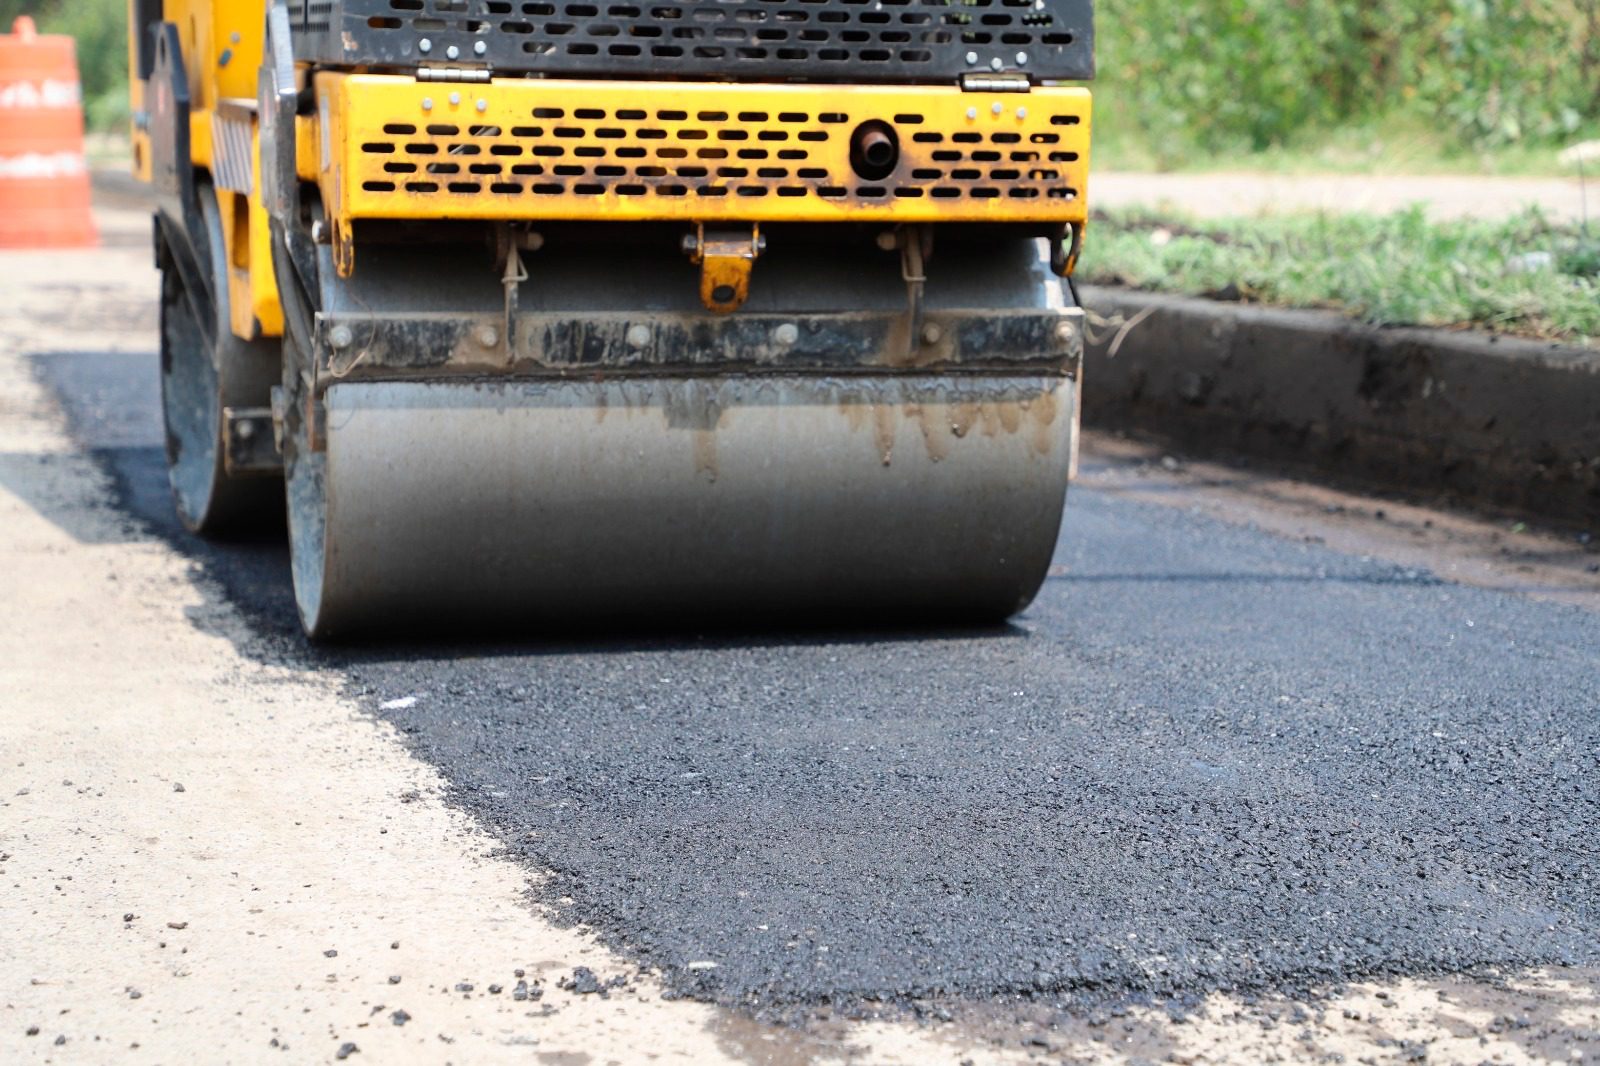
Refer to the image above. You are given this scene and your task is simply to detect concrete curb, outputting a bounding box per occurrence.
[1080,286,1600,528]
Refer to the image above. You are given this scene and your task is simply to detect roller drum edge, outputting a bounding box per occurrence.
[288,373,1074,637]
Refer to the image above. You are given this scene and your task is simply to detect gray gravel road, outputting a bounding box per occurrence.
[35,346,1600,1020]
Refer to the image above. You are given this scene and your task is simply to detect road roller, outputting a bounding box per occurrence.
[129,0,1094,637]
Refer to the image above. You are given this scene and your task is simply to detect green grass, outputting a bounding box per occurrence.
[1090,112,1599,179]
[1079,207,1600,346]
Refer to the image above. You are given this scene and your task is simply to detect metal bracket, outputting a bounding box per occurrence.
[1049,222,1083,277]
[897,225,934,355]
[684,224,764,314]
[492,225,543,361]
[223,406,281,476]
[416,67,492,83]
[502,243,526,361]
[960,73,1031,93]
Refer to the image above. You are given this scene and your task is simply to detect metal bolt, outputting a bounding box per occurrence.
[419,38,432,54]
[1016,106,1028,119]
[476,99,488,113]
[965,106,978,120]
[990,57,1004,71]
[329,325,354,350]
[236,419,256,439]
[477,325,499,348]
[626,324,651,350]
[1016,51,1029,66]
[773,323,799,346]
[875,231,898,252]
[474,40,488,56]
[310,220,331,245]
[965,51,978,65]
[1053,319,1076,345]
[446,44,460,60]
[421,97,434,111]
[922,323,943,345]
[992,102,1003,116]
[679,234,699,255]
[449,92,461,106]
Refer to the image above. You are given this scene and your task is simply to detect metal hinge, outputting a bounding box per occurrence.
[960,73,1031,92]
[416,67,492,83]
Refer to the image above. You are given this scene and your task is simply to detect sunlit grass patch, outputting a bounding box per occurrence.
[1080,206,1600,345]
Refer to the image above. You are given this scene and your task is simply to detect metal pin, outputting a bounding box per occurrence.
[966,106,978,120]
[922,323,943,344]
[1016,51,1029,66]
[449,91,461,106]
[446,44,460,60]
[421,97,434,111]
[773,323,799,346]
[474,40,488,56]
[476,99,488,112]
[990,57,1003,71]
[992,102,1003,116]
[965,51,978,65]
[1016,106,1028,119]
[477,325,500,348]
[626,324,651,350]
[329,325,354,350]
[419,38,432,54]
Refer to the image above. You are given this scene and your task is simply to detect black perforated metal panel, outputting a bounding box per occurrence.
[286,0,1095,83]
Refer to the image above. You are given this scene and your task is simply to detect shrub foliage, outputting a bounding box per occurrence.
[5,0,1596,150]
[1096,0,1600,152]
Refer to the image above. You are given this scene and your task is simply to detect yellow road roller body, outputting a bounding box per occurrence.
[130,0,1094,637]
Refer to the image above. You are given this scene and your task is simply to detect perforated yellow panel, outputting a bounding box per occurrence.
[316,74,1091,229]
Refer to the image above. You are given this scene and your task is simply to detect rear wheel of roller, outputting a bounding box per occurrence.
[158,185,280,533]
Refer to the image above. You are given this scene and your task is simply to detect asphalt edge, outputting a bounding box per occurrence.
[1080,286,1600,529]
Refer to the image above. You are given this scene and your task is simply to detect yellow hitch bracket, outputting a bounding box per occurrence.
[686,223,763,314]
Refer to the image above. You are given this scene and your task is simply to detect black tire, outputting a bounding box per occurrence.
[158,184,281,533]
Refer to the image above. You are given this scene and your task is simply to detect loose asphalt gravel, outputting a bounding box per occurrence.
[34,347,1600,1015]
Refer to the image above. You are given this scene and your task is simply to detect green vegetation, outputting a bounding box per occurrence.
[1093,0,1600,171]
[1091,118,1590,179]
[7,0,1597,169]
[1079,208,1600,345]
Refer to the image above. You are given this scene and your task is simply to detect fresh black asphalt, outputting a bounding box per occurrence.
[33,347,1600,1012]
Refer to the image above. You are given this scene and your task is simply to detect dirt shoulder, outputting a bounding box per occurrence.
[1093,171,1592,223]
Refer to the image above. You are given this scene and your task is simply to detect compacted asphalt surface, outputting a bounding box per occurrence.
[36,347,1600,1017]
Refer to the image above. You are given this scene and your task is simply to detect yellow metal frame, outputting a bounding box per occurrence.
[133,3,1092,328]
[128,0,282,338]
[313,74,1091,275]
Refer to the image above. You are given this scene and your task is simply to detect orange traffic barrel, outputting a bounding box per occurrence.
[0,16,97,248]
